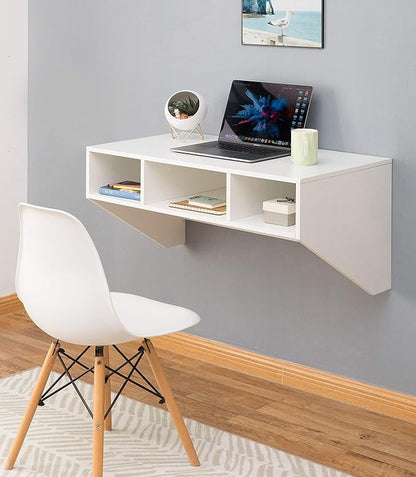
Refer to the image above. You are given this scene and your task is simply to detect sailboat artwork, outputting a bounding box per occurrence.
[242,0,324,48]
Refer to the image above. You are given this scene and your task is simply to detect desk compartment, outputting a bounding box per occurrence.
[87,152,141,203]
[229,174,296,221]
[142,161,226,208]
[228,174,297,239]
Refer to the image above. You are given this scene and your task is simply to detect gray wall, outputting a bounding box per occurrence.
[29,1,416,395]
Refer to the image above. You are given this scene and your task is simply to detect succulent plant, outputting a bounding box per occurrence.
[168,96,199,118]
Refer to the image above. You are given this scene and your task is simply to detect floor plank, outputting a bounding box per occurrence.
[1,311,416,477]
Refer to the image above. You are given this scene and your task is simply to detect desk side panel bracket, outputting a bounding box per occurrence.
[91,200,185,248]
[299,164,392,295]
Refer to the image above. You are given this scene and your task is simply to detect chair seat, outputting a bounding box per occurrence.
[111,292,200,338]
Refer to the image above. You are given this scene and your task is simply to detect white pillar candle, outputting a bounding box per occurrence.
[291,128,318,166]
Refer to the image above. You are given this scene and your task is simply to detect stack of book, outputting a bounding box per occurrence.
[169,195,226,215]
[98,181,141,201]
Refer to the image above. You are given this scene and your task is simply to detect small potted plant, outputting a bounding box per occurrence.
[164,90,207,140]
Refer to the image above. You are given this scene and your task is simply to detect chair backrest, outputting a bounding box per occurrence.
[16,203,134,345]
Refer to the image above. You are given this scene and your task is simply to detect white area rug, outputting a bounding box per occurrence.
[0,368,351,476]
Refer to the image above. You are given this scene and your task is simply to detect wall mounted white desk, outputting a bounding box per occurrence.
[86,134,392,295]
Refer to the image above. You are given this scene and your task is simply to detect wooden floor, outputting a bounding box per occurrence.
[1,309,416,477]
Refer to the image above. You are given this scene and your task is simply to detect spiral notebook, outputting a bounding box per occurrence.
[169,200,226,215]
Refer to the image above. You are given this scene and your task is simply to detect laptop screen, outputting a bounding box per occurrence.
[219,80,313,148]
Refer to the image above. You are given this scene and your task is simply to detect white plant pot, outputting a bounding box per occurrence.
[164,90,207,132]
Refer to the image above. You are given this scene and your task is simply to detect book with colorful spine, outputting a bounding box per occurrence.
[98,181,141,201]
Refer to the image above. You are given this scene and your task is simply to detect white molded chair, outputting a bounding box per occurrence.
[5,203,201,475]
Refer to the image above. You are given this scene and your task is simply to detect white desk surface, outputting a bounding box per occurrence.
[88,134,392,184]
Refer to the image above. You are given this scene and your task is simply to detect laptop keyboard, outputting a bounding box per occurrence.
[217,142,284,156]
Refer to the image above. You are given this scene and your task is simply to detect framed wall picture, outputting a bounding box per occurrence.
[242,0,324,49]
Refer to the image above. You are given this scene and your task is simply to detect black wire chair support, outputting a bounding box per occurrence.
[37,344,165,419]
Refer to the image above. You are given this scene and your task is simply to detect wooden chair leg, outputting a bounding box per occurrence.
[143,339,200,467]
[103,346,112,431]
[4,341,60,470]
[93,346,106,477]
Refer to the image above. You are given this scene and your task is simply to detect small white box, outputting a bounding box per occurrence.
[263,198,296,226]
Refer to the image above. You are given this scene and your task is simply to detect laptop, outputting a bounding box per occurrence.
[171,80,313,163]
